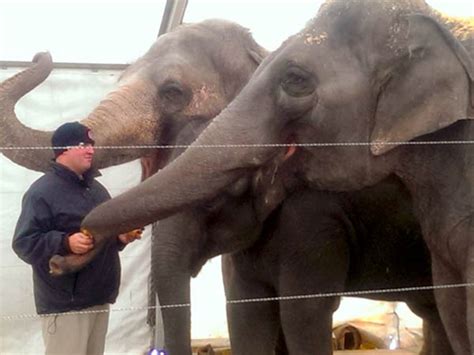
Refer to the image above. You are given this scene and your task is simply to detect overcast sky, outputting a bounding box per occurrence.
[0,0,472,64]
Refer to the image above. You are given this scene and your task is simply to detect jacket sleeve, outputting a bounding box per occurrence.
[12,191,70,265]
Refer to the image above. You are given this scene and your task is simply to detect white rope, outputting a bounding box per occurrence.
[226,282,474,304]
[1,140,474,151]
[2,282,473,321]
[1,141,473,320]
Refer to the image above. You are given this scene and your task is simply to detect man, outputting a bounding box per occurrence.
[12,122,141,355]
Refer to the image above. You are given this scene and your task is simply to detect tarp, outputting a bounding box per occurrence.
[0,65,423,354]
[0,66,152,355]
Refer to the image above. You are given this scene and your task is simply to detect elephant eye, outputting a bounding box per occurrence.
[160,82,184,101]
[159,81,191,113]
[281,66,316,97]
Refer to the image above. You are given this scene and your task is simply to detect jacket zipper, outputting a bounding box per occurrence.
[71,274,78,302]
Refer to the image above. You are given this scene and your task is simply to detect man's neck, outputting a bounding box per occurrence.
[55,159,84,178]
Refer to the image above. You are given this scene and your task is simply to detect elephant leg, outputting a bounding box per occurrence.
[276,244,345,354]
[424,318,453,355]
[279,296,338,355]
[467,223,474,351]
[153,213,203,355]
[405,296,454,355]
[226,300,280,355]
[431,255,470,355]
[222,255,279,355]
[275,210,348,355]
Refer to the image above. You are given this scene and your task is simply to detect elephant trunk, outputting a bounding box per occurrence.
[0,52,161,172]
[0,53,56,171]
[48,246,102,276]
[152,213,200,354]
[81,88,279,241]
[158,273,192,354]
[82,79,161,169]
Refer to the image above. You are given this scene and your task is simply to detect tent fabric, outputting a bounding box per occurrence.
[0,66,422,354]
[0,67,151,355]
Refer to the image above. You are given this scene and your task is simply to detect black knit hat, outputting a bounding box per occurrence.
[51,122,95,158]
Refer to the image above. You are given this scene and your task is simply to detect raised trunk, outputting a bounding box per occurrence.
[0,53,56,171]
[0,52,160,172]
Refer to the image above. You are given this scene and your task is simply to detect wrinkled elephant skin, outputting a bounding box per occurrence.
[82,1,474,353]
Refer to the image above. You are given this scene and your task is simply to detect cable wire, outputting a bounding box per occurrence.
[2,282,473,321]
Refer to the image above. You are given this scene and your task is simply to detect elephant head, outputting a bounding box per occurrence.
[0,19,267,173]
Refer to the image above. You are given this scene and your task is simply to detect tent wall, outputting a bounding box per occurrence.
[0,66,151,354]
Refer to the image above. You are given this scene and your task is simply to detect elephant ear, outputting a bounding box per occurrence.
[370,14,474,156]
[246,35,269,66]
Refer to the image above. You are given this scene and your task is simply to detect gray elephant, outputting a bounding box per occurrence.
[0,19,268,274]
[81,1,474,353]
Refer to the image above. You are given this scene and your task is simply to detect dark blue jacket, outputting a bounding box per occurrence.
[12,163,122,314]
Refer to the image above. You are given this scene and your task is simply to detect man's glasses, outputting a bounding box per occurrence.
[68,142,94,150]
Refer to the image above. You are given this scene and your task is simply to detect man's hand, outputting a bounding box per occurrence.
[118,228,143,245]
[68,232,94,254]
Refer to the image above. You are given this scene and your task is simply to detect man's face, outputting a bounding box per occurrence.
[60,142,95,175]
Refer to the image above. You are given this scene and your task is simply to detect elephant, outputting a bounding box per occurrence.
[81,1,474,353]
[0,19,268,274]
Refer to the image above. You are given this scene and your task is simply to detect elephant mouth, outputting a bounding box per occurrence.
[140,148,173,181]
[283,139,297,161]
